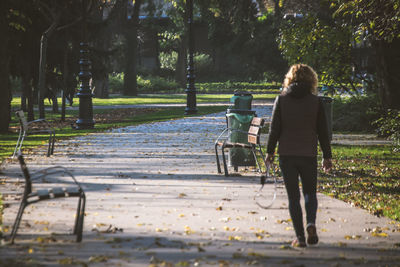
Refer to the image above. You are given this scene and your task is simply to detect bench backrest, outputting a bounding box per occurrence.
[248,117,265,145]
[15,110,28,131]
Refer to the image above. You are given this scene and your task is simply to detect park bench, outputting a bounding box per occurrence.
[12,110,56,158]
[215,117,267,176]
[9,152,86,244]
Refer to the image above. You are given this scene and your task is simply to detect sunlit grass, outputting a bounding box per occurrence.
[10,93,277,109]
[318,144,400,221]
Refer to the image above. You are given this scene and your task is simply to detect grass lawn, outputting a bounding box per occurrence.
[318,144,400,221]
[10,93,277,109]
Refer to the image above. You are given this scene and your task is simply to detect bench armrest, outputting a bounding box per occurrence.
[215,127,251,144]
[215,128,229,144]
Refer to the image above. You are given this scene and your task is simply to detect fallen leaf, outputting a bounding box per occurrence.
[371,232,388,237]
[89,255,109,263]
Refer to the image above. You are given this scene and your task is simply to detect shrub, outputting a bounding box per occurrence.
[195,81,280,93]
[108,73,124,93]
[159,51,178,71]
[194,53,213,77]
[137,75,179,93]
[109,73,180,93]
[332,95,380,133]
[374,110,400,152]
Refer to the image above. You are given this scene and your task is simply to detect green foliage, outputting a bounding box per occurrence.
[159,52,213,76]
[197,3,287,81]
[137,75,179,93]
[332,95,380,132]
[194,53,213,77]
[109,73,180,93]
[159,51,178,71]
[196,81,280,93]
[279,13,354,88]
[108,73,125,93]
[333,0,400,43]
[108,73,280,94]
[374,110,400,152]
[242,10,288,81]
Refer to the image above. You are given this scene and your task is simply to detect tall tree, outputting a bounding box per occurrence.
[197,0,287,80]
[36,1,62,119]
[0,1,12,133]
[334,0,400,108]
[123,0,143,96]
[163,0,187,87]
[278,0,400,108]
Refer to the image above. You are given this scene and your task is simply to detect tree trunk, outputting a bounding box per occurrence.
[0,4,11,133]
[175,40,187,88]
[92,20,111,99]
[20,94,27,112]
[374,38,400,109]
[38,16,59,119]
[123,32,138,96]
[22,75,35,121]
[51,93,59,113]
[123,0,142,96]
[93,76,109,98]
[61,47,68,121]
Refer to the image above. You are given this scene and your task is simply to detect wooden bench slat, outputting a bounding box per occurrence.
[248,126,260,135]
[251,117,264,126]
[248,135,259,145]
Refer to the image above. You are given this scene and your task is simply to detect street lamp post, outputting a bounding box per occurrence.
[75,0,95,129]
[185,0,197,115]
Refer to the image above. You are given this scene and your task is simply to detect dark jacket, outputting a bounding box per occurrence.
[267,83,332,158]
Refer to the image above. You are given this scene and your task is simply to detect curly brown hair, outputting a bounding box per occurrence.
[282,64,318,95]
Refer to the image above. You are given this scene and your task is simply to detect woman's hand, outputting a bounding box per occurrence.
[322,158,333,172]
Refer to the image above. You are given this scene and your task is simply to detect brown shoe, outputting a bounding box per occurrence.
[306,224,319,245]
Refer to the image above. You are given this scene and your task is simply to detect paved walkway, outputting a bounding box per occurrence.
[1,103,399,266]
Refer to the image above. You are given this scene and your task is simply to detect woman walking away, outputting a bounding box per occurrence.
[266,64,333,248]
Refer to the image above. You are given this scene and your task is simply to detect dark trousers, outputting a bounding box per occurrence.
[279,156,318,239]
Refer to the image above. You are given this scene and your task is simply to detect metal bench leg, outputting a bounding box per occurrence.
[221,145,229,177]
[50,132,55,155]
[215,143,222,174]
[251,148,262,173]
[46,133,52,157]
[13,131,23,158]
[10,200,27,244]
[73,196,82,235]
[75,193,86,242]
